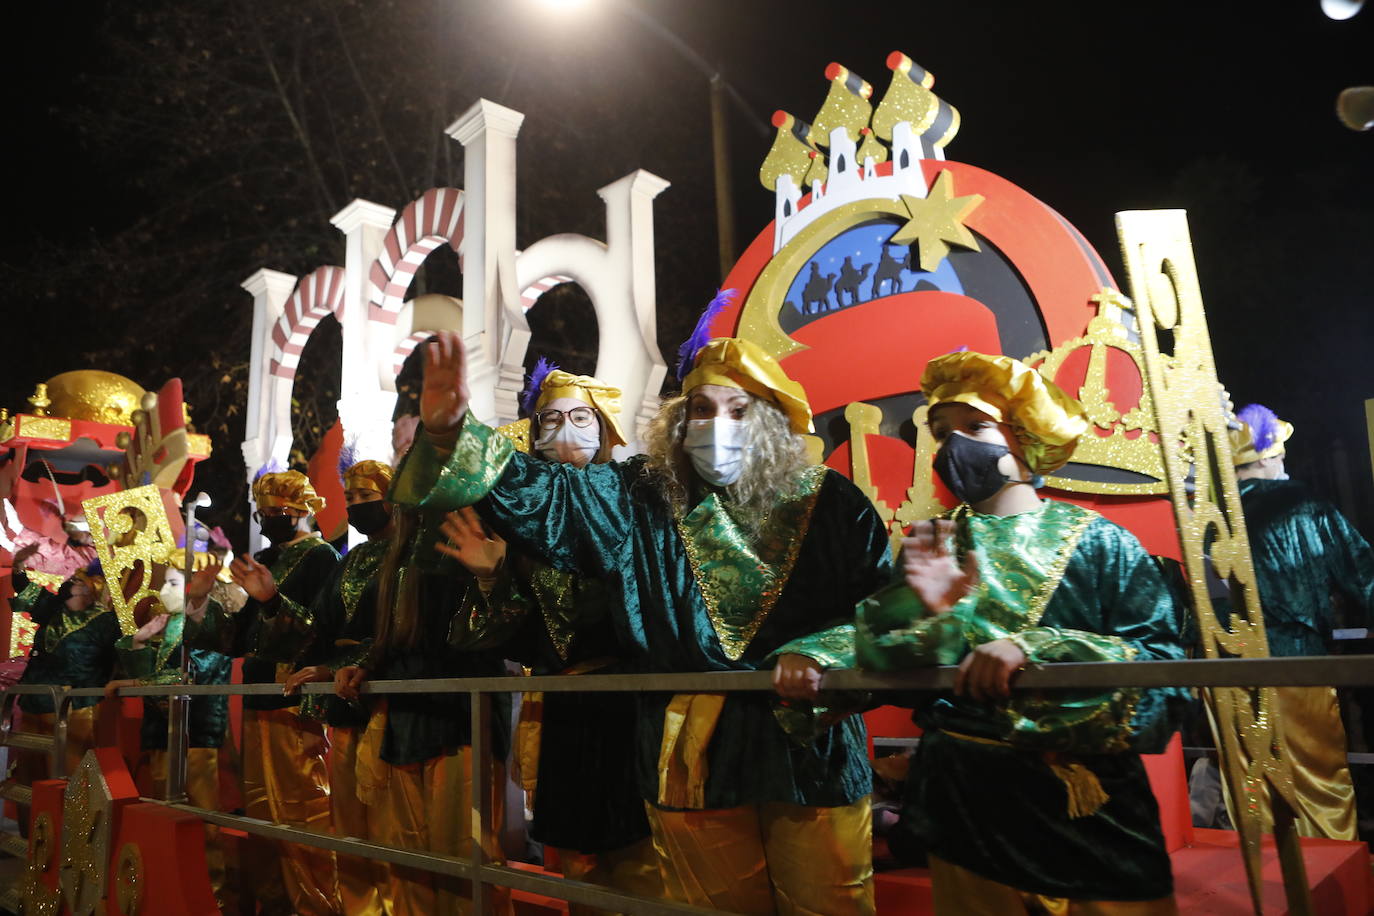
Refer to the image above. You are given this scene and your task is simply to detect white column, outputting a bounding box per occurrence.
[330,199,399,468]
[448,99,527,423]
[599,170,671,442]
[240,268,296,553]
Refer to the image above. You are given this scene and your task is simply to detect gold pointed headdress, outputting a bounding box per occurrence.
[529,365,629,449]
[252,470,325,514]
[921,351,1089,474]
[1229,403,1294,466]
[682,338,814,435]
[342,459,394,496]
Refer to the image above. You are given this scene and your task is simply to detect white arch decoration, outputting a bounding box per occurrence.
[243,97,672,544]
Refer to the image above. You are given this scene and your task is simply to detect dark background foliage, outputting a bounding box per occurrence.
[4,1,1371,545]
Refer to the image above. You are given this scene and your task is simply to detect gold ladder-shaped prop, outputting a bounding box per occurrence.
[1118,208,1312,916]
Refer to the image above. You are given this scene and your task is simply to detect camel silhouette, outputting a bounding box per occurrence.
[872,246,910,297]
[801,261,836,314]
[835,256,873,307]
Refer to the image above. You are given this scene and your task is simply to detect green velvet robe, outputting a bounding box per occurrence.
[470,558,650,853]
[185,535,339,711]
[856,500,1189,901]
[114,608,232,749]
[1237,478,1374,657]
[284,536,390,728]
[357,510,512,767]
[392,421,893,809]
[12,574,121,714]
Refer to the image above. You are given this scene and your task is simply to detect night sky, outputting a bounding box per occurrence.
[5,0,1372,532]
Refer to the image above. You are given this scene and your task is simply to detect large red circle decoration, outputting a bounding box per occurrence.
[711,156,1181,559]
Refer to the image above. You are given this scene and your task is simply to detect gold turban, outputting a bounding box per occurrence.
[534,369,629,448]
[921,351,1088,475]
[681,338,814,435]
[343,459,394,496]
[252,470,326,514]
[1229,419,1293,466]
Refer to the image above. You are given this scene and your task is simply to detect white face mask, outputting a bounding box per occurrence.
[535,421,601,468]
[159,576,185,615]
[684,418,750,487]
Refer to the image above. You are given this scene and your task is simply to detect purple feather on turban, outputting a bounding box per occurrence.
[1237,403,1281,456]
[521,357,559,416]
[676,289,735,382]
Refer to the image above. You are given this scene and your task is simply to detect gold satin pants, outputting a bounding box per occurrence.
[241,707,340,915]
[646,796,874,915]
[375,747,512,916]
[928,855,1179,915]
[1210,685,1358,841]
[328,725,389,916]
[144,748,229,907]
[555,837,664,916]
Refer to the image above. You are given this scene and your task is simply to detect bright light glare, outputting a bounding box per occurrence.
[1320,0,1364,20]
[535,0,594,12]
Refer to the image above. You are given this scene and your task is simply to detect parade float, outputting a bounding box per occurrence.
[2,48,1370,916]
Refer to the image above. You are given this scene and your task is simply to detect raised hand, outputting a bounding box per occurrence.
[419,331,470,435]
[436,508,506,578]
[187,558,223,602]
[229,553,278,602]
[133,612,171,649]
[901,519,980,615]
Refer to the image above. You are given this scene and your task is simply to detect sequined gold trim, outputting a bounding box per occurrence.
[675,466,827,661]
[1025,509,1096,627]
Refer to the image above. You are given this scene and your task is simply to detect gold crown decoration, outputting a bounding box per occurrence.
[115,379,202,491]
[1024,288,1167,495]
[81,484,182,635]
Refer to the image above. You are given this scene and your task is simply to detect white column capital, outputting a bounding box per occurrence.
[330,199,397,234]
[447,99,526,146]
[597,169,670,204]
[240,268,297,303]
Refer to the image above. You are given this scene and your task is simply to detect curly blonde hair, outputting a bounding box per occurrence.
[644,392,810,523]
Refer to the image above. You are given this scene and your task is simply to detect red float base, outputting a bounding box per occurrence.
[873,832,1373,915]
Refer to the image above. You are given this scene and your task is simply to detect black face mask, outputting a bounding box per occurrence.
[347,500,391,537]
[933,432,1014,505]
[259,515,300,545]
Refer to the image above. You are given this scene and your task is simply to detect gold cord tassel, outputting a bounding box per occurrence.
[1048,760,1110,819]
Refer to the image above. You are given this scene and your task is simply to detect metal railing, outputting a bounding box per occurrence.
[3,654,1374,914]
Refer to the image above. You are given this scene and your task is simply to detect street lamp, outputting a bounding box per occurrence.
[533,0,769,281]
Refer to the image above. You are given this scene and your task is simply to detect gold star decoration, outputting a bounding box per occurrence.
[889,170,983,271]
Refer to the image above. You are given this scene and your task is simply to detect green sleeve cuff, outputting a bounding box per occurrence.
[9,581,45,616]
[855,581,978,669]
[185,600,234,655]
[256,594,316,664]
[390,420,516,511]
[773,623,857,670]
[1006,626,1138,664]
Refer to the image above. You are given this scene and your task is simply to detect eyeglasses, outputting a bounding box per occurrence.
[536,407,597,430]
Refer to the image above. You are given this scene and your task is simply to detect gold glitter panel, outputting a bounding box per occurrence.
[1118,208,1311,915]
[60,753,112,915]
[16,416,73,442]
[82,485,180,636]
